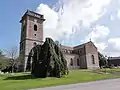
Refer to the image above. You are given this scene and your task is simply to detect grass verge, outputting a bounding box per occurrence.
[0,70,120,90]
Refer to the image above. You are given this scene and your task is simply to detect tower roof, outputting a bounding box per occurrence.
[20,10,45,23]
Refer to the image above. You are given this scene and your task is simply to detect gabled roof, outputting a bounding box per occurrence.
[59,41,98,50]
[73,41,97,49]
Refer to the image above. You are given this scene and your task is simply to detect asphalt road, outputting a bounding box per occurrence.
[29,79,120,90]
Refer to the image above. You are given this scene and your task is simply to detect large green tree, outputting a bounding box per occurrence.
[27,38,69,78]
[98,52,108,68]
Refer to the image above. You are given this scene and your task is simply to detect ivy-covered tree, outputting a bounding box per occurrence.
[27,38,69,78]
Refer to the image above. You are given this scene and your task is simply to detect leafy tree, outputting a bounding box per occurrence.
[0,50,11,70]
[98,52,108,68]
[0,60,12,70]
[27,38,69,78]
[4,46,18,72]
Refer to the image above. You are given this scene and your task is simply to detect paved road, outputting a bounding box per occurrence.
[29,79,120,90]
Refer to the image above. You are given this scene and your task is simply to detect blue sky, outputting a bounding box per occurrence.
[0,0,120,56]
[0,0,57,51]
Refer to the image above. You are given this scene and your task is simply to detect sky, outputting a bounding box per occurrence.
[0,0,57,51]
[0,0,120,57]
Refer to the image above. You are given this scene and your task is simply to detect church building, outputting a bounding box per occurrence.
[19,10,99,71]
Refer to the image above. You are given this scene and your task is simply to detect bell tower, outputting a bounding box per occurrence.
[19,10,45,71]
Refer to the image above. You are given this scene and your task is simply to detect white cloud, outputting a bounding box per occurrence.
[85,25,110,42]
[36,4,58,41]
[110,15,114,20]
[108,37,120,51]
[98,37,120,57]
[95,43,107,52]
[36,4,58,29]
[84,25,109,54]
[36,0,111,43]
[117,9,120,19]
[34,0,120,56]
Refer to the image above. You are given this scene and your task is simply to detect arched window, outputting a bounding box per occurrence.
[77,59,80,66]
[34,24,37,31]
[91,55,95,64]
[70,58,73,66]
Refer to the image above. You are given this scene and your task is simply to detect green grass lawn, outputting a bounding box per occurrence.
[0,70,120,90]
[101,68,120,72]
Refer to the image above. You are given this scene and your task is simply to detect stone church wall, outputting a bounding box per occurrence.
[64,54,80,69]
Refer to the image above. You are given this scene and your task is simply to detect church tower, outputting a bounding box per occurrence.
[19,10,45,71]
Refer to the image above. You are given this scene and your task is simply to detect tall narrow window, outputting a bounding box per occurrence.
[70,58,73,66]
[91,55,95,64]
[34,24,37,31]
[77,59,80,66]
